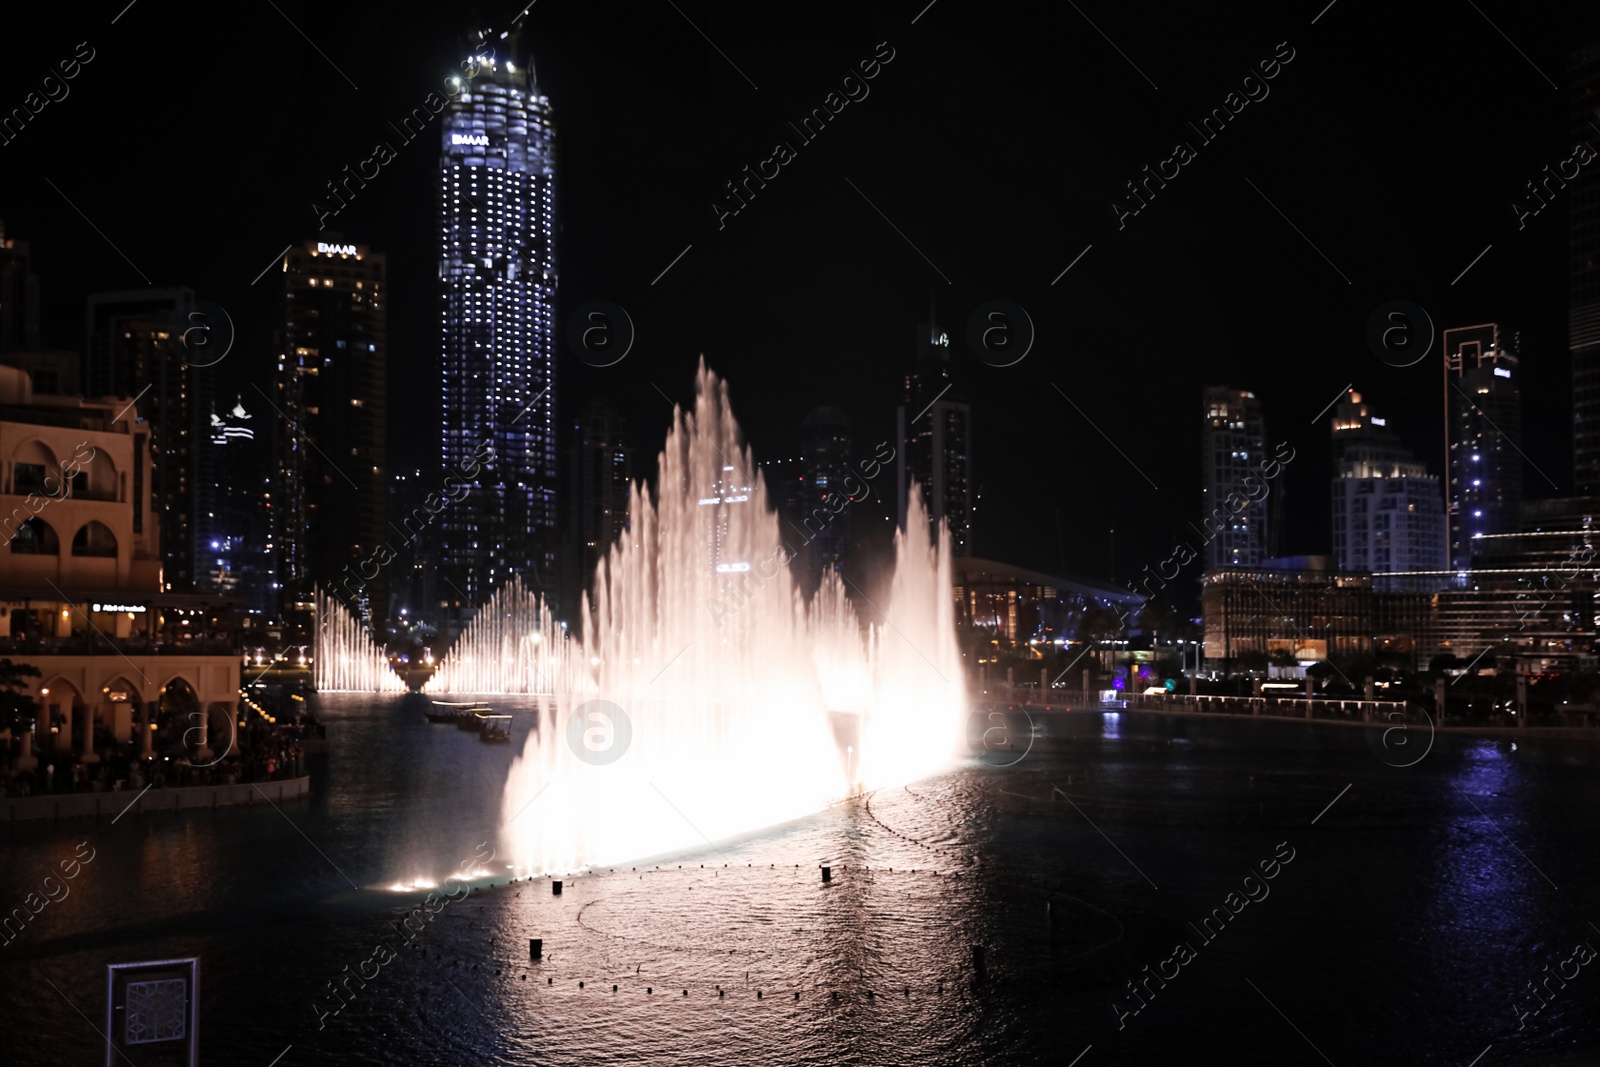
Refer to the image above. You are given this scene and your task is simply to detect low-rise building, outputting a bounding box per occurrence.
[0,367,240,770]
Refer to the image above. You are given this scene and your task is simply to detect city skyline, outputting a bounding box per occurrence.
[4,2,1591,594]
[6,6,1600,1066]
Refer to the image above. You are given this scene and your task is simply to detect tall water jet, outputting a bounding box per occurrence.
[424,579,577,695]
[313,588,407,692]
[496,362,966,875]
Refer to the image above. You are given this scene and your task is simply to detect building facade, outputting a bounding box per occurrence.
[84,289,201,591]
[197,397,272,617]
[0,367,239,768]
[1571,42,1600,493]
[798,406,852,584]
[1201,559,1374,669]
[436,30,559,612]
[1329,389,1448,588]
[568,399,632,601]
[0,220,40,354]
[1444,323,1523,569]
[896,313,973,557]
[271,239,388,628]
[1201,387,1269,569]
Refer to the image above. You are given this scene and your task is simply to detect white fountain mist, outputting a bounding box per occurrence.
[492,362,966,875]
[314,588,407,692]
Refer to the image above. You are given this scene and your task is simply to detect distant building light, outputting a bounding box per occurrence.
[1494,367,1511,378]
[1369,417,1386,426]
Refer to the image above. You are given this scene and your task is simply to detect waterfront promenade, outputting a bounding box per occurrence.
[980,685,1600,740]
[0,774,310,823]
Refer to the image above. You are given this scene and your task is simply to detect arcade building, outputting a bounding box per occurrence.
[0,367,241,771]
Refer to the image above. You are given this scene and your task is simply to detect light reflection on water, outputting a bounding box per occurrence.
[2,700,1599,1065]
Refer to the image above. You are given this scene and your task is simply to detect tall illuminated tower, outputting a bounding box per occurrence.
[1200,387,1269,569]
[1443,323,1522,569]
[1571,42,1600,492]
[437,26,558,615]
[895,305,973,557]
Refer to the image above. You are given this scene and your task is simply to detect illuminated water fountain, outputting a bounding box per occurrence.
[313,588,407,693]
[424,579,578,695]
[489,362,966,875]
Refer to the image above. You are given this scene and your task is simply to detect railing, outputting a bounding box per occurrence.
[1133,692,1402,722]
[0,636,239,657]
[977,685,1085,708]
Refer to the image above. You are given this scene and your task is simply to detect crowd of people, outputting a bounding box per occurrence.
[0,706,321,798]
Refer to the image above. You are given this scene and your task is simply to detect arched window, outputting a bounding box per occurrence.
[71,521,118,558]
[10,439,63,497]
[9,516,60,555]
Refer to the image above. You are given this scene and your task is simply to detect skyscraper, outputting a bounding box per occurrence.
[1443,323,1523,569]
[896,308,973,556]
[272,238,389,626]
[198,396,272,616]
[85,288,200,591]
[1200,387,1269,569]
[436,27,558,613]
[569,399,632,596]
[0,220,39,353]
[798,406,852,581]
[1329,389,1448,589]
[1570,42,1600,493]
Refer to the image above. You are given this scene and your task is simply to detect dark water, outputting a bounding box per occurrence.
[3,699,1599,1066]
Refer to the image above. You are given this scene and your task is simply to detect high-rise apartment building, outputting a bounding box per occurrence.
[1200,387,1269,569]
[85,288,200,591]
[1570,42,1600,492]
[436,27,558,612]
[1444,323,1523,569]
[798,406,852,581]
[197,396,272,616]
[569,399,632,596]
[1329,389,1448,589]
[896,310,973,556]
[0,220,40,353]
[271,239,388,627]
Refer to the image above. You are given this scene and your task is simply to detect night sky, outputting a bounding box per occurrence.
[4,0,1598,605]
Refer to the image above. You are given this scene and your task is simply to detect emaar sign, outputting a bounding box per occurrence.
[451,133,489,146]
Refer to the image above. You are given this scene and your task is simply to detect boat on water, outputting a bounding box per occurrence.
[425,700,490,725]
[476,712,512,744]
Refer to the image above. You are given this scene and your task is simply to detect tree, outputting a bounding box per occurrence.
[0,659,42,737]
[1305,661,1336,681]
[1234,650,1268,673]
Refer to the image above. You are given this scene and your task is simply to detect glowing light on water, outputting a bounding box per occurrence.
[458,364,963,875]
[314,589,406,692]
[386,877,438,892]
